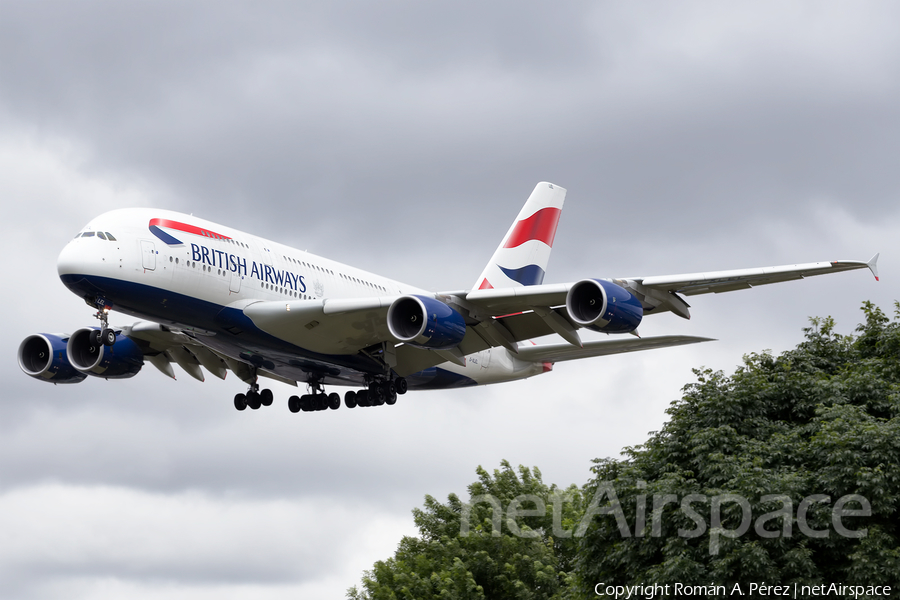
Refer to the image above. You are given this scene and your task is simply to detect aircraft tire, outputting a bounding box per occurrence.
[260,388,274,406]
[328,392,340,410]
[288,395,301,413]
[385,383,397,406]
[234,393,247,411]
[102,328,116,346]
[395,377,408,395]
[247,391,262,410]
[344,390,357,408]
[89,329,102,347]
[369,384,384,406]
[356,390,369,407]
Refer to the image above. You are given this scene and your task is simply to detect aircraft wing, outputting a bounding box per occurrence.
[633,255,880,296]
[238,255,877,377]
[515,335,714,364]
[461,254,879,320]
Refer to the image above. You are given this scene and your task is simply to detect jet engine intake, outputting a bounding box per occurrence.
[18,334,88,384]
[566,278,643,334]
[387,295,467,350]
[67,327,144,379]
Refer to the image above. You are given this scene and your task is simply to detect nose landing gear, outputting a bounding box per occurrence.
[91,303,116,347]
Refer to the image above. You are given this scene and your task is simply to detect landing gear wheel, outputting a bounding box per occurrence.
[328,392,341,410]
[288,395,301,413]
[356,390,369,407]
[384,381,397,406]
[90,329,102,347]
[260,388,274,407]
[395,377,408,395]
[101,328,116,346]
[234,393,247,411]
[344,390,357,408]
[246,391,261,410]
[369,383,385,406]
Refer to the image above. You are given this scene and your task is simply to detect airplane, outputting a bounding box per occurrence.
[18,182,879,413]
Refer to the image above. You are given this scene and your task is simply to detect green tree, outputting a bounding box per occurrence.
[577,302,900,591]
[348,461,583,600]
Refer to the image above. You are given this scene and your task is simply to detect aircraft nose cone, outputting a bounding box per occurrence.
[57,239,85,277]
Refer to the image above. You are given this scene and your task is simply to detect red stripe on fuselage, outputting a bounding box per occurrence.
[149,218,232,241]
[503,207,561,249]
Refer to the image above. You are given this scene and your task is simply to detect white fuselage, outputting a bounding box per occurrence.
[56,208,548,390]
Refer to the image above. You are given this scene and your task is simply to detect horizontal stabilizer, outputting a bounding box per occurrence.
[515,335,714,364]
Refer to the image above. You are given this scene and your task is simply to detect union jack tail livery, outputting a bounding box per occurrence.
[473,182,566,290]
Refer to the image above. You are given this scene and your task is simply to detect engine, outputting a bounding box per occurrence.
[387,295,467,350]
[18,334,88,384]
[66,327,144,379]
[565,278,643,334]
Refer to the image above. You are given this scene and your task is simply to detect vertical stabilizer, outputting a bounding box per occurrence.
[473,182,566,290]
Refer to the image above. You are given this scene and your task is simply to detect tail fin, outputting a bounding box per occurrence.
[473,182,566,290]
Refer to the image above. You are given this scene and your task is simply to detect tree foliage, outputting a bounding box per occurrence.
[578,302,900,591]
[350,303,900,597]
[348,461,584,600]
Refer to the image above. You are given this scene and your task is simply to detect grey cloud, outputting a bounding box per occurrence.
[3,2,899,597]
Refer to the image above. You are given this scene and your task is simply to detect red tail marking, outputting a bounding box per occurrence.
[503,207,562,249]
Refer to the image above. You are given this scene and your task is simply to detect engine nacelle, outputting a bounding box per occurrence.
[67,327,144,379]
[387,295,467,350]
[566,279,643,334]
[18,334,88,384]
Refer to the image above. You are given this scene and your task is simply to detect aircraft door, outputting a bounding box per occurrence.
[140,240,156,271]
[229,271,242,293]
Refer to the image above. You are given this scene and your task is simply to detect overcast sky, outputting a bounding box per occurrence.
[3,2,899,598]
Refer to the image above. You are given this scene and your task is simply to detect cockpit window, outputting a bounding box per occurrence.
[97,232,107,240]
[105,232,117,241]
[81,232,95,238]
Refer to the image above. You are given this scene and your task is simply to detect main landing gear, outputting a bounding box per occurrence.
[286,377,408,413]
[233,375,409,414]
[343,378,407,409]
[287,377,340,413]
[234,382,274,411]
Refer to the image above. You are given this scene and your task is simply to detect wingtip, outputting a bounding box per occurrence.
[868,253,880,281]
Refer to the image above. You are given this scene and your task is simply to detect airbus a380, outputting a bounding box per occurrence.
[19,182,879,413]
